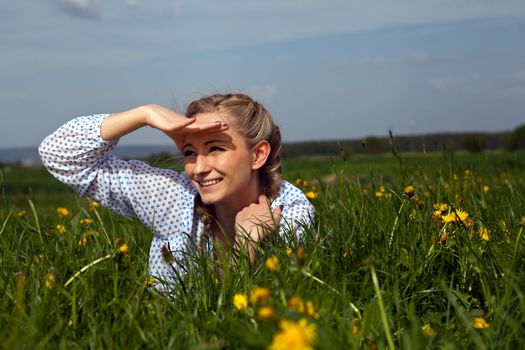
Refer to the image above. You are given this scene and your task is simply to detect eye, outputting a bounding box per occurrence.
[210,146,225,153]
[183,150,196,157]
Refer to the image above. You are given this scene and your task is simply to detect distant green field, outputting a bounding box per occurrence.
[1,151,524,349]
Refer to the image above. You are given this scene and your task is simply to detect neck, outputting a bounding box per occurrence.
[213,179,261,238]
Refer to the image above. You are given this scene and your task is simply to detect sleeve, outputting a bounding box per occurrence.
[273,181,316,242]
[38,114,191,229]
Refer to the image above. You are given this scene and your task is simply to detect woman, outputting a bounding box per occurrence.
[39,93,314,289]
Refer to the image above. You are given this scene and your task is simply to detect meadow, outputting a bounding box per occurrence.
[1,150,524,349]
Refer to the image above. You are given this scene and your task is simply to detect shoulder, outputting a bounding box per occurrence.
[273,180,314,210]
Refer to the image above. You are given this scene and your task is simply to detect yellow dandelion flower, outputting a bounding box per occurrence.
[472,317,490,329]
[233,293,248,311]
[44,272,56,290]
[296,245,305,266]
[56,207,70,217]
[404,185,415,198]
[422,324,435,337]
[423,191,431,198]
[286,247,293,256]
[441,213,457,223]
[479,227,490,241]
[258,306,276,320]
[295,178,303,187]
[56,224,66,234]
[265,256,279,271]
[89,200,100,210]
[17,210,27,219]
[288,296,305,313]
[78,237,88,247]
[375,191,384,198]
[269,318,317,350]
[433,203,449,216]
[250,287,271,305]
[482,185,490,193]
[119,243,129,255]
[144,276,156,287]
[439,232,449,245]
[464,169,470,176]
[305,191,318,200]
[80,218,94,225]
[351,318,360,335]
[305,301,320,319]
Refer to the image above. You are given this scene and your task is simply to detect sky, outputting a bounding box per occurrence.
[1,0,525,148]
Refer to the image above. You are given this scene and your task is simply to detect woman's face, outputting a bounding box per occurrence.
[181,112,259,208]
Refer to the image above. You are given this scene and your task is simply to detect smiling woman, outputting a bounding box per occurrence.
[38,93,315,291]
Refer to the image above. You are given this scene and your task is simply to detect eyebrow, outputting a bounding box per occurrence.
[182,139,230,149]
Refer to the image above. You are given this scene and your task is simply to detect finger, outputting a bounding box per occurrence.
[258,194,269,206]
[184,121,228,133]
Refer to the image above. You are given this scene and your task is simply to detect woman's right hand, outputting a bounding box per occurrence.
[100,104,227,147]
[140,104,227,149]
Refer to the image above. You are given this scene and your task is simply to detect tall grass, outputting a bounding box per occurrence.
[1,151,524,349]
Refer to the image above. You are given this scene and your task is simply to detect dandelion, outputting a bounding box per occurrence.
[479,227,490,241]
[439,232,449,245]
[296,245,306,267]
[295,178,303,187]
[433,203,449,217]
[56,207,70,217]
[78,237,88,247]
[472,317,490,329]
[258,306,276,320]
[233,293,248,311]
[144,276,156,287]
[80,218,94,225]
[422,324,435,337]
[56,224,67,234]
[305,191,318,200]
[288,296,305,313]
[119,243,129,255]
[441,208,472,227]
[44,272,56,290]
[17,210,27,219]
[286,247,293,256]
[89,200,100,211]
[483,185,490,193]
[250,287,271,305]
[269,318,317,350]
[404,185,415,198]
[265,256,279,271]
[305,301,320,319]
[351,318,360,335]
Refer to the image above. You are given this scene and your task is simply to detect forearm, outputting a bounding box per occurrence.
[100,106,148,141]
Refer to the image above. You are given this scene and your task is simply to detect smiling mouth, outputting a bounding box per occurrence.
[198,178,223,187]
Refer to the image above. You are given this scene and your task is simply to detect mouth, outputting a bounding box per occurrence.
[196,178,223,188]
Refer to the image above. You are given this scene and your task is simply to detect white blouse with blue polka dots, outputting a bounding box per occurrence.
[39,114,315,288]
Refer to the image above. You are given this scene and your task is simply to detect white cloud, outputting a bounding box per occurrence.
[429,73,480,90]
[516,69,525,81]
[50,0,100,20]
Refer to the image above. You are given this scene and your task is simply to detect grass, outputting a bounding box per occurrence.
[1,150,525,349]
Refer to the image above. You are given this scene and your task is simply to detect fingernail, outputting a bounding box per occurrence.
[222,122,229,127]
[214,120,222,124]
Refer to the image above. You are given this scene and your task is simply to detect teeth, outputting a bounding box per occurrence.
[200,179,221,186]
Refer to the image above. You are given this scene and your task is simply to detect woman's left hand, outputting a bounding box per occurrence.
[235,195,282,262]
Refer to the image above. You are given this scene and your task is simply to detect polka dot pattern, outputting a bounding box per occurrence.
[39,114,315,288]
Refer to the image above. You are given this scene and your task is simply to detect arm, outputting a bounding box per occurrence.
[39,105,227,219]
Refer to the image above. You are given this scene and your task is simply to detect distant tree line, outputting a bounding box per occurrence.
[281,123,525,158]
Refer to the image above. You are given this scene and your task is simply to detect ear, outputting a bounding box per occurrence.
[251,140,271,171]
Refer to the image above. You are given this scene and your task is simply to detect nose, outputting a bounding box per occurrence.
[193,154,211,175]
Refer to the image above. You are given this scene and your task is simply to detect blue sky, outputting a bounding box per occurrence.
[1,0,525,148]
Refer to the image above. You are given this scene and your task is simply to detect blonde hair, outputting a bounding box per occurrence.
[186,93,282,250]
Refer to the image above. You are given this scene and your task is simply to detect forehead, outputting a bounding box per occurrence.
[182,112,246,148]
